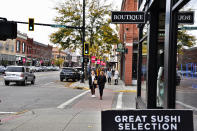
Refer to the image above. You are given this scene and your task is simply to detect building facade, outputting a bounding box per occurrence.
[178,47,197,66]
[0,39,16,66]
[15,32,53,66]
[119,0,138,86]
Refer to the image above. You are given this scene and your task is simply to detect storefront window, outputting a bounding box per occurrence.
[11,45,14,52]
[141,41,147,103]
[22,42,26,53]
[16,40,20,52]
[0,43,3,50]
[5,43,9,51]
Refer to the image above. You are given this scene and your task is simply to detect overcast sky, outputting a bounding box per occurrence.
[0,0,122,46]
[0,0,196,46]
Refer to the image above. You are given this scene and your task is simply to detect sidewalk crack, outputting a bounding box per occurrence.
[62,110,82,131]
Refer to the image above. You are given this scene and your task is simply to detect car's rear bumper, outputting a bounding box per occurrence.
[4,76,25,82]
[60,75,75,79]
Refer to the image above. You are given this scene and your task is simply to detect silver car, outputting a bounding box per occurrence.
[4,66,35,86]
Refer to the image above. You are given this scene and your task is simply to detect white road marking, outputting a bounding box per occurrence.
[43,82,54,86]
[0,112,16,114]
[57,90,90,109]
[176,101,197,111]
[116,92,123,109]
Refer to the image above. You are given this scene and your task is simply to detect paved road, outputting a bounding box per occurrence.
[0,71,85,113]
[176,78,197,113]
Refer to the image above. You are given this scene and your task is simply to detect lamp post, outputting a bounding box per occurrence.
[81,0,85,83]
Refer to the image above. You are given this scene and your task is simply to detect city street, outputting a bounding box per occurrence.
[0,71,196,130]
[0,71,85,113]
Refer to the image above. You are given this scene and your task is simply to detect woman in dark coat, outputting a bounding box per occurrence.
[97,71,107,100]
[88,70,97,97]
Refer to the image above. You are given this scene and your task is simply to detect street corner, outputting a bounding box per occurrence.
[68,81,90,90]
[72,86,89,90]
[0,110,31,123]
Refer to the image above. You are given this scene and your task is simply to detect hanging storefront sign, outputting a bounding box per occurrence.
[102,110,193,131]
[178,11,194,24]
[111,11,146,24]
[97,59,100,64]
[22,58,26,63]
[91,56,96,63]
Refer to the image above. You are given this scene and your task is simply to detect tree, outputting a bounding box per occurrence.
[177,29,196,54]
[54,58,64,67]
[50,0,120,58]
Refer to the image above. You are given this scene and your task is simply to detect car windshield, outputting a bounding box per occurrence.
[62,68,73,72]
[6,67,24,72]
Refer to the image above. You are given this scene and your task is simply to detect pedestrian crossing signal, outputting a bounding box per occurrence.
[84,43,90,55]
[28,18,34,31]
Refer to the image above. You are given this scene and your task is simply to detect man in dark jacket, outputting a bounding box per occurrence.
[97,71,107,100]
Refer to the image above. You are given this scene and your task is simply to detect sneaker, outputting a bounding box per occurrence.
[92,95,96,97]
[91,95,94,97]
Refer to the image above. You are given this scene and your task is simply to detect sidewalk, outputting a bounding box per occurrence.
[0,80,137,131]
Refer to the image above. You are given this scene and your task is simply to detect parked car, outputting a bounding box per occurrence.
[35,66,42,72]
[60,67,80,82]
[73,67,83,78]
[54,66,60,71]
[0,66,6,74]
[4,66,35,86]
[29,66,36,73]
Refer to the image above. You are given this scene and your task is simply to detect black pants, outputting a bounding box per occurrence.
[108,77,111,83]
[99,85,105,97]
[90,84,96,95]
[115,79,118,85]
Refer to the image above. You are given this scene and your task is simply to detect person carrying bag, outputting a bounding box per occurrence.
[89,70,97,97]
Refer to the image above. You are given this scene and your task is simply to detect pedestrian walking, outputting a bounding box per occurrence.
[106,68,112,85]
[112,68,115,77]
[88,70,97,97]
[97,71,107,100]
[114,69,119,85]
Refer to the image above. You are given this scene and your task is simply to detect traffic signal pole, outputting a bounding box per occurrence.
[81,0,85,83]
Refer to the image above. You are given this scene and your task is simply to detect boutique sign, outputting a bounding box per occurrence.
[102,110,193,131]
[111,11,145,24]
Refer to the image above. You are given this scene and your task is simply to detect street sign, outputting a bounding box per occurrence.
[179,26,197,30]
[111,11,145,24]
[116,48,125,52]
[178,11,194,24]
[51,24,67,28]
[102,110,193,131]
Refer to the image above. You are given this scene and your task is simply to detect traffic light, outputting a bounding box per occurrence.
[0,21,17,40]
[84,43,90,55]
[28,18,34,31]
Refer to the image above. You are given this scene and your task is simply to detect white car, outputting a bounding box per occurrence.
[4,66,35,86]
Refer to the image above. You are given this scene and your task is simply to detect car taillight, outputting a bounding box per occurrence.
[21,74,24,77]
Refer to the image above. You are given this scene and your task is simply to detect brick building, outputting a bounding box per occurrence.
[15,32,28,65]
[119,0,138,85]
[15,31,52,66]
[178,47,197,65]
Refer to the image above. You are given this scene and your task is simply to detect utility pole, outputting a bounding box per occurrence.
[81,0,85,83]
